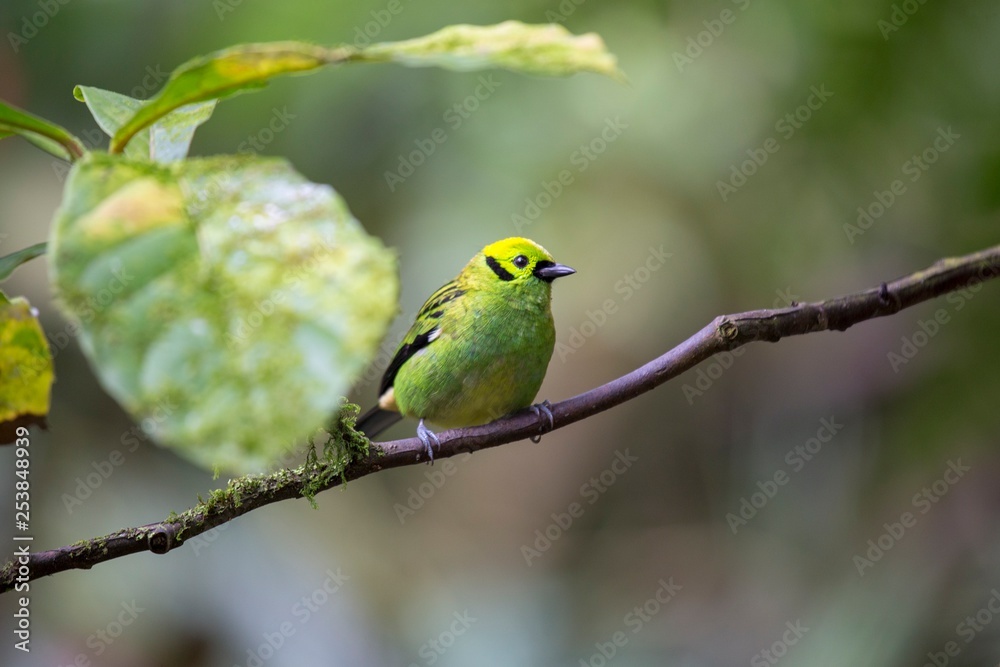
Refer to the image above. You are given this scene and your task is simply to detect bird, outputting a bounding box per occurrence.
[355,237,576,460]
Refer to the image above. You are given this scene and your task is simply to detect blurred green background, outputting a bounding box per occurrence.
[2,0,999,665]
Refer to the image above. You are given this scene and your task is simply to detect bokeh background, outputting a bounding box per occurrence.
[2,0,999,665]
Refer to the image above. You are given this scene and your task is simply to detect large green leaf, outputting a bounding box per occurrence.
[49,152,397,471]
[357,21,623,79]
[0,99,86,161]
[74,85,216,163]
[110,43,335,154]
[0,293,53,443]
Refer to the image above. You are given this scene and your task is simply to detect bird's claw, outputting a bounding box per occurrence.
[529,400,554,443]
[417,418,440,464]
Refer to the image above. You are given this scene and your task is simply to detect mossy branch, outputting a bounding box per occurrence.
[3,244,999,593]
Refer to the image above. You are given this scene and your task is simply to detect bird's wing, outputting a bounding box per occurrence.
[378,280,466,396]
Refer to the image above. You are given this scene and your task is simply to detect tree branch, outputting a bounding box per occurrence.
[4,244,999,593]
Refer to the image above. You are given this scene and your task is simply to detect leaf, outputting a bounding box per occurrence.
[358,21,624,80]
[49,153,397,472]
[109,25,620,155]
[74,86,149,159]
[0,243,46,282]
[110,42,335,155]
[74,86,216,163]
[0,98,86,161]
[21,133,76,162]
[0,293,53,444]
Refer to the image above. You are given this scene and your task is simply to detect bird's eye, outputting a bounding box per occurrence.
[513,255,529,269]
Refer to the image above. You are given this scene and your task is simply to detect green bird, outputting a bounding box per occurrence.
[356,237,576,459]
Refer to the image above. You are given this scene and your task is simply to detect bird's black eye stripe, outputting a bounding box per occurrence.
[486,255,515,281]
[513,254,529,269]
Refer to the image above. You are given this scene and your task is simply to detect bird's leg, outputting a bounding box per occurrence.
[529,400,555,443]
[417,418,441,464]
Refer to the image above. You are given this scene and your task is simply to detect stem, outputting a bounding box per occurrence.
[2,244,998,593]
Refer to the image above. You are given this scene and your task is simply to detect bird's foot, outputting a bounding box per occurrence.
[417,418,441,464]
[529,400,555,443]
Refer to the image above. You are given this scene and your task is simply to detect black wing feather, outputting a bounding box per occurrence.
[379,328,437,396]
[378,281,465,395]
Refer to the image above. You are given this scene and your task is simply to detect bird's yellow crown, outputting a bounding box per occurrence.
[482,237,554,262]
[469,237,558,285]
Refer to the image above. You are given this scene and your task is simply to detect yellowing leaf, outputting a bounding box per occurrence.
[359,21,624,80]
[110,43,335,154]
[73,178,186,241]
[107,25,620,155]
[0,294,53,443]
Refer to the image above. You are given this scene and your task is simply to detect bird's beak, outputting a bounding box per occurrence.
[534,261,577,282]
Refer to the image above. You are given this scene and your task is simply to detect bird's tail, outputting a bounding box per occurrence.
[355,406,403,439]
